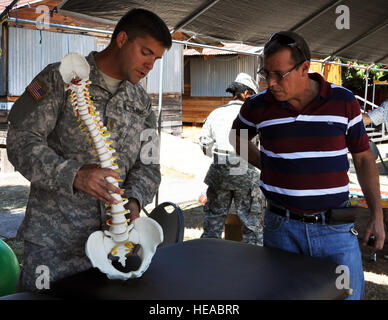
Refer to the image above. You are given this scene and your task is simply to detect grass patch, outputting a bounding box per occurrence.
[0,185,29,213]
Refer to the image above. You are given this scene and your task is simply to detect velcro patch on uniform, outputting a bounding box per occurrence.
[27,79,47,101]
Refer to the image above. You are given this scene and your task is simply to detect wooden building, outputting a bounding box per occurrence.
[182,42,261,125]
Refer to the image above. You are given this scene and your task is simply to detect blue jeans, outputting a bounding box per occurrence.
[263,209,364,300]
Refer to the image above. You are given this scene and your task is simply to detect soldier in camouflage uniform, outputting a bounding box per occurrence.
[199,73,266,246]
[6,9,172,292]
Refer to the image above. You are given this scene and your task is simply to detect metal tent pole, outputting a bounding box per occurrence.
[170,0,220,34]
[363,69,369,111]
[355,95,380,109]
[155,54,164,207]
[363,64,375,111]
[6,17,388,75]
[8,17,114,34]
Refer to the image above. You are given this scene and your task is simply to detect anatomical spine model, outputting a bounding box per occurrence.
[59,53,163,280]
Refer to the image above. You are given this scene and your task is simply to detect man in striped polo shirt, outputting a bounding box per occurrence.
[231,31,385,300]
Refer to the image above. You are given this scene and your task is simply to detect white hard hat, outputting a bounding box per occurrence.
[235,72,259,94]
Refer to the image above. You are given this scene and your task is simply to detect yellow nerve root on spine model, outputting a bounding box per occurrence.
[59,53,163,280]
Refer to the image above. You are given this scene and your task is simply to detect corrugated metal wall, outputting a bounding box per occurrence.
[7,27,96,96]
[8,28,43,96]
[0,27,5,96]
[146,42,182,94]
[5,27,182,96]
[190,55,257,96]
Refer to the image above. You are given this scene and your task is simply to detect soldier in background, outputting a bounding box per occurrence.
[199,73,265,246]
[6,8,171,292]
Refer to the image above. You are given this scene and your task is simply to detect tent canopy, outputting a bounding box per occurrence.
[58,0,388,65]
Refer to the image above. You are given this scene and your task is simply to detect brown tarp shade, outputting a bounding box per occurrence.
[58,0,388,65]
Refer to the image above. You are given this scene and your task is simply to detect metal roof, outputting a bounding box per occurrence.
[0,0,41,11]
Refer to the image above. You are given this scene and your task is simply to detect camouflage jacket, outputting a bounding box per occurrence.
[200,100,261,190]
[6,52,161,249]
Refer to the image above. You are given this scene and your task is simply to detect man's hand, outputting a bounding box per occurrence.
[73,164,124,205]
[362,113,373,126]
[352,149,385,250]
[363,218,385,250]
[125,198,140,220]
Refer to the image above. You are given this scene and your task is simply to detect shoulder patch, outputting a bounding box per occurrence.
[26,79,47,101]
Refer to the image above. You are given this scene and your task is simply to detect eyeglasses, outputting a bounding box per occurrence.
[258,61,304,83]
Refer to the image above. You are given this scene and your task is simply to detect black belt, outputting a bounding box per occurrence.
[268,203,358,225]
[268,203,327,224]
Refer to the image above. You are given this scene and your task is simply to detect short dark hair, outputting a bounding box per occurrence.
[263,31,310,65]
[111,8,172,49]
[226,82,255,99]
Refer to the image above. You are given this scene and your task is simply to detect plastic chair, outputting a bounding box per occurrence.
[146,202,184,247]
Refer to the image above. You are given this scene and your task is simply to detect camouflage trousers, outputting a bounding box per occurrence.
[201,186,265,246]
[17,241,92,293]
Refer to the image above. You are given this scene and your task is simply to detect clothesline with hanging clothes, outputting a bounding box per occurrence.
[309,60,342,85]
[310,59,388,73]
[174,39,388,73]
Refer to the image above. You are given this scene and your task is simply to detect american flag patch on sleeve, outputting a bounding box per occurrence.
[27,79,47,101]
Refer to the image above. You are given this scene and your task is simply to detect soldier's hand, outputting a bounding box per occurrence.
[125,198,140,220]
[74,164,124,205]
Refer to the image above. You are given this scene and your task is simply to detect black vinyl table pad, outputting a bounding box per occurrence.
[49,238,347,300]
